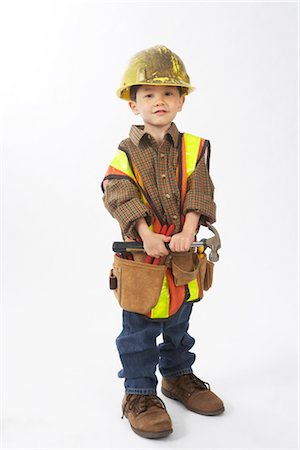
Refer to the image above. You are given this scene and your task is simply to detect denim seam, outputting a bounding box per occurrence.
[125,388,157,395]
[161,368,193,378]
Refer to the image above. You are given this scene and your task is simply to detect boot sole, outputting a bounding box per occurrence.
[130,424,173,439]
[161,387,225,416]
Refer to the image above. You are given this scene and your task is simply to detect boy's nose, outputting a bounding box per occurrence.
[155,96,165,105]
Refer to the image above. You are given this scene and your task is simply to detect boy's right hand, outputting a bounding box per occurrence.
[143,231,171,258]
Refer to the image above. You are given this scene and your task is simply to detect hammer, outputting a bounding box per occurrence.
[198,222,221,262]
[112,221,221,262]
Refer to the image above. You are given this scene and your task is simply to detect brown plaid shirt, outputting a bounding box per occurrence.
[102,122,216,239]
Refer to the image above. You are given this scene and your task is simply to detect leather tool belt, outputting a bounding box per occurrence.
[109,250,214,315]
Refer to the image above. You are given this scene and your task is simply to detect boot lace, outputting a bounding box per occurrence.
[177,373,210,393]
[122,394,166,419]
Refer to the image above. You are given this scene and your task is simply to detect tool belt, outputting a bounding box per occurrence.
[109,251,214,315]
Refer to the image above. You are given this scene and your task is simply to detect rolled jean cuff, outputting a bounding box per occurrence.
[161,368,193,378]
[125,387,157,395]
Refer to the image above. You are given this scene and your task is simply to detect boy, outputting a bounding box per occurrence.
[101,45,224,439]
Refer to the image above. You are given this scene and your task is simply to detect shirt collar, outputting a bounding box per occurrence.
[129,122,180,148]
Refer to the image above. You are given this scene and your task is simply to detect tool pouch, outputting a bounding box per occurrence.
[110,254,167,314]
[197,253,214,296]
[204,259,214,290]
[171,251,200,286]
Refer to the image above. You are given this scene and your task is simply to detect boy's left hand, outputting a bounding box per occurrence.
[169,230,195,252]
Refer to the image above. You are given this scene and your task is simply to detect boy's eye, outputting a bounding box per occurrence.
[144,91,173,98]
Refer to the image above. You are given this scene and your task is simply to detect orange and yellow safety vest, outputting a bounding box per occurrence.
[103,132,210,319]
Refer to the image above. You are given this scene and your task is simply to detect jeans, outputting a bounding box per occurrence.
[116,302,195,395]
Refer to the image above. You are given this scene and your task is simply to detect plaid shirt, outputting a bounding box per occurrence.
[102,122,216,239]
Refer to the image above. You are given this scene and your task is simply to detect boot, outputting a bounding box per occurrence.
[122,394,173,439]
[161,373,224,416]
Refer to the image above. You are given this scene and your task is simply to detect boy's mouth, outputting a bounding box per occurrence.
[154,110,168,114]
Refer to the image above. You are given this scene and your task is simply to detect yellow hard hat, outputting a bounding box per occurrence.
[116,45,196,101]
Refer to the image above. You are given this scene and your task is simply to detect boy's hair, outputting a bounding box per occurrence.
[130,85,183,102]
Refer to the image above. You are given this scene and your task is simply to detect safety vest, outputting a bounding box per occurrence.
[102,132,211,319]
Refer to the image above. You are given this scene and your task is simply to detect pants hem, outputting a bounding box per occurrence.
[125,388,157,395]
[161,367,193,378]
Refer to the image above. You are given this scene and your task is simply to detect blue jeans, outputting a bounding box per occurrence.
[116,302,195,395]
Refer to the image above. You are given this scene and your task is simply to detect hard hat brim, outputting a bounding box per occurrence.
[117,81,196,101]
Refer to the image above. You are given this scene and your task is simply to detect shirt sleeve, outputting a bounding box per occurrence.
[182,145,216,226]
[102,177,154,239]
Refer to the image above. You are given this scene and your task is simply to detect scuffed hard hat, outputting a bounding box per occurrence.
[116,45,196,101]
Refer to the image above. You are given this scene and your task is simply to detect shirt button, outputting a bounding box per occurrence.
[173,215,178,220]
[161,153,165,158]
[162,174,166,179]
[147,134,151,139]
[165,193,170,199]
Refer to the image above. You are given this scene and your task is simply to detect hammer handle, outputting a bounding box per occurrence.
[112,240,207,253]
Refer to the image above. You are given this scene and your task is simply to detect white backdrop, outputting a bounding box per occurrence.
[1,1,298,449]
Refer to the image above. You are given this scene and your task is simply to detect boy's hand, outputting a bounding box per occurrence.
[169,211,200,252]
[169,230,194,252]
[143,231,171,258]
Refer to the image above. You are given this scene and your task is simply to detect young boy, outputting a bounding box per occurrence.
[101,45,224,439]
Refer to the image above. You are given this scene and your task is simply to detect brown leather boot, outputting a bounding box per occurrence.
[122,394,173,439]
[161,373,224,416]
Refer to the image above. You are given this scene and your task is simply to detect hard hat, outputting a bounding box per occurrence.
[116,45,196,101]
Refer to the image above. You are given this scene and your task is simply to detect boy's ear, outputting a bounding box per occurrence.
[177,95,185,112]
[128,101,139,115]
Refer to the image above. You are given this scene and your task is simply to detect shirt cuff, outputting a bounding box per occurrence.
[183,192,216,225]
[115,198,153,238]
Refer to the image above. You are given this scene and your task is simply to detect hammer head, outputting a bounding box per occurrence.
[205,222,221,262]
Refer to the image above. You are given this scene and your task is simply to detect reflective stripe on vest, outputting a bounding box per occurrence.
[150,275,170,318]
[109,149,135,181]
[185,133,202,178]
[103,132,207,318]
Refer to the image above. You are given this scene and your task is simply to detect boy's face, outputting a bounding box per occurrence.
[128,85,185,128]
